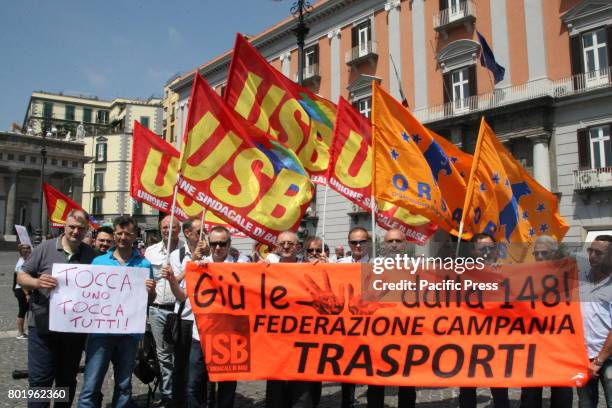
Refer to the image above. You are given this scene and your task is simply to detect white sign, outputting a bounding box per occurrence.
[49,263,149,334]
[15,225,32,247]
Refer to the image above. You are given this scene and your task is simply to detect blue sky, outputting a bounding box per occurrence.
[0,0,296,130]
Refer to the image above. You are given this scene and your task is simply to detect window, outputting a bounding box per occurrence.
[72,161,78,168]
[353,97,372,119]
[357,22,371,57]
[304,45,319,78]
[170,125,175,143]
[18,155,26,162]
[92,196,103,214]
[132,201,143,215]
[446,0,464,22]
[96,110,109,124]
[65,105,75,121]
[94,172,104,191]
[443,65,477,112]
[61,160,68,167]
[51,158,57,165]
[30,156,37,163]
[583,29,609,85]
[140,116,150,129]
[578,124,612,169]
[43,102,53,118]
[8,153,14,160]
[96,143,107,162]
[83,108,92,123]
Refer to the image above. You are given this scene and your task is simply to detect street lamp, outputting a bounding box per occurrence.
[34,131,48,245]
[274,0,313,85]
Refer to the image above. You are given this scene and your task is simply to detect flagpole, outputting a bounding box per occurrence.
[455,117,486,258]
[371,195,377,259]
[370,82,378,260]
[321,184,328,253]
[199,207,207,242]
[165,180,180,266]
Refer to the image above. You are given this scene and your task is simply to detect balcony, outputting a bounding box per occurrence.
[574,167,612,191]
[345,41,378,66]
[294,64,321,86]
[414,66,612,124]
[434,0,476,39]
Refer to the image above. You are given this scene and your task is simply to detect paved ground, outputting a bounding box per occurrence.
[0,250,605,407]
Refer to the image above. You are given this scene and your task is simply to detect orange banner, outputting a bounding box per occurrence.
[130,121,246,237]
[42,182,100,229]
[178,74,314,246]
[186,260,589,387]
[224,33,337,185]
[329,97,437,244]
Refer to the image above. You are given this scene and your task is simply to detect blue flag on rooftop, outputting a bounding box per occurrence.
[477,31,506,84]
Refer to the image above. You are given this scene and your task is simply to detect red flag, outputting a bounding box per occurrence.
[42,183,100,229]
[224,33,337,185]
[178,73,314,245]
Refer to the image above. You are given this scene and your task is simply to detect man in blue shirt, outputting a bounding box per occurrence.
[78,215,156,408]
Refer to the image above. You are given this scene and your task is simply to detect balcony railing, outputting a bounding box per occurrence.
[345,41,378,65]
[294,64,320,83]
[574,167,612,190]
[434,0,476,32]
[414,66,612,123]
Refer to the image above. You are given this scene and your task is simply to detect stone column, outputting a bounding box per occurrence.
[385,0,402,100]
[5,171,17,234]
[530,135,552,190]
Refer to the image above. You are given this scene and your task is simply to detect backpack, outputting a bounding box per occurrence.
[133,329,160,385]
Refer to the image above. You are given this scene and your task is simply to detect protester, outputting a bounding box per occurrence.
[82,231,93,246]
[18,209,97,407]
[77,215,156,408]
[520,235,572,408]
[171,225,246,408]
[459,233,510,408]
[14,243,32,339]
[266,230,321,408]
[161,217,206,408]
[367,230,417,408]
[578,235,612,408]
[337,226,371,407]
[304,236,329,263]
[93,226,114,255]
[334,245,345,261]
[144,215,184,406]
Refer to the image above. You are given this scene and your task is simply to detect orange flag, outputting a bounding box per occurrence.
[329,97,437,244]
[130,121,246,237]
[42,183,100,229]
[224,33,337,185]
[460,118,569,244]
[372,84,470,237]
[178,73,314,246]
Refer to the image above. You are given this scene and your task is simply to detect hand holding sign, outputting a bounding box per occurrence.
[301,270,345,315]
[38,274,58,289]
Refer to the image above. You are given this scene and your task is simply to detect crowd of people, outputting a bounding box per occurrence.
[11,209,612,408]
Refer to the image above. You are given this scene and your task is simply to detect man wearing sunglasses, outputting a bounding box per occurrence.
[578,235,612,408]
[304,236,329,263]
[185,226,247,408]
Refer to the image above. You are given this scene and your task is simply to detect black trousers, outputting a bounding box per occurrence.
[266,380,321,408]
[459,387,509,408]
[171,319,193,407]
[27,326,86,408]
[187,339,237,408]
[367,385,417,408]
[520,386,573,408]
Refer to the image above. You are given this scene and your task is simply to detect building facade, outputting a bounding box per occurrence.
[167,0,612,249]
[81,98,163,231]
[0,131,88,238]
[20,91,164,233]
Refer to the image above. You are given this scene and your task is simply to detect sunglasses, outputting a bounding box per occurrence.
[307,248,323,254]
[533,250,551,257]
[349,240,369,246]
[209,241,229,248]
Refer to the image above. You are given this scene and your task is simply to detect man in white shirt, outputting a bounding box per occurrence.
[162,217,207,408]
[186,226,246,408]
[144,215,183,405]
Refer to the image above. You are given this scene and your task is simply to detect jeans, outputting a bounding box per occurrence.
[187,339,236,408]
[27,326,86,408]
[367,385,416,408]
[459,387,509,408]
[577,359,612,408]
[265,380,320,407]
[77,335,139,408]
[171,319,193,407]
[520,386,572,408]
[148,306,174,399]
